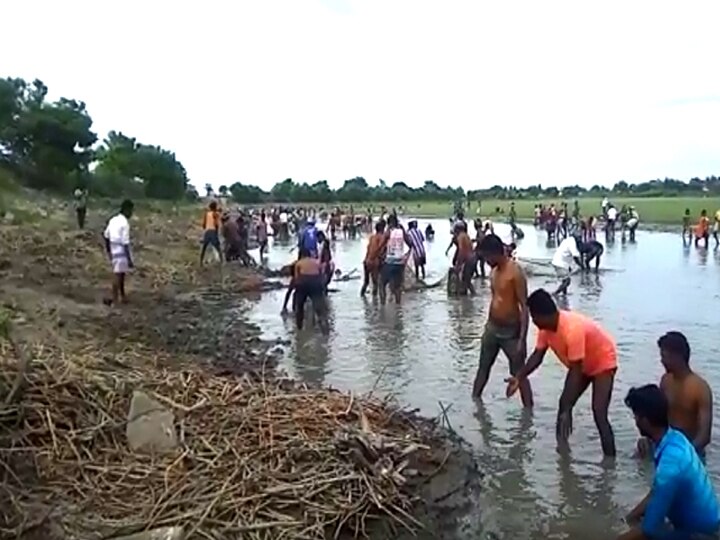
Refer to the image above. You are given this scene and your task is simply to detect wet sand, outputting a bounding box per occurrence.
[250,219,720,539]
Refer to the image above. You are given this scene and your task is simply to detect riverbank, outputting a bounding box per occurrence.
[0,194,482,539]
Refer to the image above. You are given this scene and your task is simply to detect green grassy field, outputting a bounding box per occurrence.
[374,197,720,225]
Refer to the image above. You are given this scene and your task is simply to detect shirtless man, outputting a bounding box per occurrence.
[637,331,712,457]
[473,234,533,407]
[454,222,476,296]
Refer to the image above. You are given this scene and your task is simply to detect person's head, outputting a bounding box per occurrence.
[685,208,690,215]
[387,214,398,228]
[307,217,316,226]
[120,199,134,218]
[657,331,690,373]
[625,384,669,439]
[527,289,559,330]
[375,220,386,234]
[334,268,341,276]
[209,201,218,211]
[701,209,707,217]
[408,220,417,230]
[478,234,506,267]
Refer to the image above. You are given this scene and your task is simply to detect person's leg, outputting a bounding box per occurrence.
[111,273,120,304]
[212,233,223,262]
[502,337,533,408]
[591,370,616,457]
[595,253,601,271]
[360,263,370,296]
[392,265,403,303]
[414,258,420,280]
[462,261,476,295]
[370,268,379,297]
[200,232,210,264]
[420,262,426,280]
[118,273,127,303]
[310,290,329,335]
[379,265,389,305]
[472,325,501,398]
[294,284,309,329]
[282,282,295,312]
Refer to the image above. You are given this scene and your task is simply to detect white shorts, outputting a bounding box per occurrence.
[111,255,130,274]
[553,265,570,279]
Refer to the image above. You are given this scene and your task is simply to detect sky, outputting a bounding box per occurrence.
[3,0,720,190]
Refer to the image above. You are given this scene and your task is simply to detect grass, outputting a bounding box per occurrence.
[363,197,720,225]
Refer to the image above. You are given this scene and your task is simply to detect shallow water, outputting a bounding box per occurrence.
[248,219,720,539]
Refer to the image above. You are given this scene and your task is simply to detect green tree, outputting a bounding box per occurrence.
[94,131,188,199]
[0,77,96,191]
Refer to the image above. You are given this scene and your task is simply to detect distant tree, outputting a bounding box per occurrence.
[94,131,188,199]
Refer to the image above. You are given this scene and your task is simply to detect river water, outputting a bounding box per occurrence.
[248,219,720,539]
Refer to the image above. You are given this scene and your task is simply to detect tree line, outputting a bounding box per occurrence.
[2,76,719,203]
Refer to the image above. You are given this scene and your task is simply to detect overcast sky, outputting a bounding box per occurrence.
[3,0,720,189]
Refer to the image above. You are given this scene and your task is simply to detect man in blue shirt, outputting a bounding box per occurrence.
[298,218,319,259]
[618,384,720,540]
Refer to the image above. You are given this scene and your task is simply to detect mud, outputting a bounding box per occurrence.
[0,198,483,539]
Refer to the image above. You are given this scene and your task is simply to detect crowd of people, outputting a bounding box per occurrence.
[92,194,720,539]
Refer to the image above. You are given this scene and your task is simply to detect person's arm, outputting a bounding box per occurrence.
[445,235,456,256]
[693,380,713,453]
[121,222,133,267]
[639,460,680,540]
[103,223,112,258]
[626,491,651,524]
[515,347,548,380]
[514,267,529,352]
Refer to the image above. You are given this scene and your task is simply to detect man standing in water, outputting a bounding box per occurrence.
[637,331,712,458]
[103,199,134,306]
[473,234,533,407]
[506,289,616,456]
[407,220,426,280]
[618,384,719,540]
[379,214,412,305]
[360,220,386,297]
[551,235,583,295]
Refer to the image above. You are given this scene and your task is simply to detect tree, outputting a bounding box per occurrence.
[0,77,97,191]
[94,131,188,199]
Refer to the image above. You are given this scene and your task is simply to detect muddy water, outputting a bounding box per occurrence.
[248,219,720,539]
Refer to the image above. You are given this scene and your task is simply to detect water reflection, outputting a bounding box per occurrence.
[293,331,330,386]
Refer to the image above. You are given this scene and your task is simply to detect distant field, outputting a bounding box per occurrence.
[357,197,720,225]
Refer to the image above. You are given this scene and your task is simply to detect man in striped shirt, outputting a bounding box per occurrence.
[407,220,426,280]
[618,384,719,540]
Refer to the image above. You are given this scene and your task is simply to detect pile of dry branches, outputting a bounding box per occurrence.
[0,341,446,540]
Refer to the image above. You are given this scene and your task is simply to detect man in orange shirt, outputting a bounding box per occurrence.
[695,209,710,249]
[506,288,617,457]
[200,201,222,265]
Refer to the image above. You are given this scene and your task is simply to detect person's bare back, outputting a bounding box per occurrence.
[661,371,713,444]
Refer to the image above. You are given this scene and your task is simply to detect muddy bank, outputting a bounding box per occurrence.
[0,197,483,539]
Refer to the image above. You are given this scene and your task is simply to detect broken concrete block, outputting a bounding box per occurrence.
[126,391,177,454]
[112,526,184,540]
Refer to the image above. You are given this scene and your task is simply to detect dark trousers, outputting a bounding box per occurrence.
[76,207,87,229]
